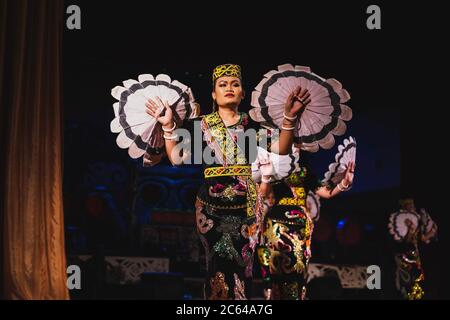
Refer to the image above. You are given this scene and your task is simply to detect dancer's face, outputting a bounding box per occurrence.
[266,190,275,207]
[212,76,244,108]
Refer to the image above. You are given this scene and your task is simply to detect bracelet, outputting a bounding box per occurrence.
[162,122,176,132]
[261,176,272,183]
[337,181,350,192]
[281,125,295,131]
[341,181,350,189]
[163,133,178,140]
[283,112,297,121]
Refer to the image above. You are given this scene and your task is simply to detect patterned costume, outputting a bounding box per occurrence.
[192,111,262,300]
[189,64,280,299]
[258,166,323,300]
[389,199,438,300]
[110,63,353,300]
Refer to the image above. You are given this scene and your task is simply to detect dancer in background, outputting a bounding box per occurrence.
[256,142,355,300]
[388,198,438,299]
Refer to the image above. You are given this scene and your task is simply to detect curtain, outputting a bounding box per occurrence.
[1,0,69,299]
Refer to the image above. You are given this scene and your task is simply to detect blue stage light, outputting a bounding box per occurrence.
[337,219,346,229]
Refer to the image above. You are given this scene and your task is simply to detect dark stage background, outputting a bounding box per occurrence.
[61,0,446,299]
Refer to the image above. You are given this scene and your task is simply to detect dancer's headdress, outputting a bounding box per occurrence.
[399,198,415,210]
[212,64,242,83]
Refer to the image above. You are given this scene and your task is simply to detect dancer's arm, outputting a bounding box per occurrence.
[145,97,179,165]
[275,86,311,155]
[316,161,355,199]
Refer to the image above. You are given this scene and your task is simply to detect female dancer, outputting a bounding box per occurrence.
[145,64,309,299]
[257,149,355,300]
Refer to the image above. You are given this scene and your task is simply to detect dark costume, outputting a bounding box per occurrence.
[393,227,425,300]
[190,111,264,300]
[389,202,437,300]
[258,166,323,300]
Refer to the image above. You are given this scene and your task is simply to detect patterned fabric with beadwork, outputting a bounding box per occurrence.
[196,200,256,300]
[393,230,425,300]
[258,167,321,300]
[194,112,261,215]
[181,111,269,299]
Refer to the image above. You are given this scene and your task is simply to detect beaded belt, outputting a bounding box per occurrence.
[204,165,251,178]
[278,197,306,206]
